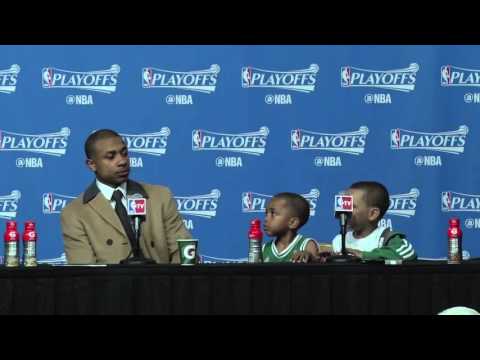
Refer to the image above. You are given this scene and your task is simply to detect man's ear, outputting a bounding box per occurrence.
[86,158,96,172]
[288,217,300,230]
[368,207,381,222]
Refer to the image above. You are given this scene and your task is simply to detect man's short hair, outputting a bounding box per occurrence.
[350,181,390,219]
[84,129,122,159]
[273,192,310,228]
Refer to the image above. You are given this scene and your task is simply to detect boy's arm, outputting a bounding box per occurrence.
[291,240,319,263]
[360,235,416,261]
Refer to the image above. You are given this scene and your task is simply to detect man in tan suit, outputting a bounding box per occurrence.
[61,129,191,264]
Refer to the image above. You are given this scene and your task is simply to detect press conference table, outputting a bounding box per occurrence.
[1,261,480,315]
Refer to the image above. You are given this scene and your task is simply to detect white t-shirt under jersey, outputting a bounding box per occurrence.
[332,226,387,253]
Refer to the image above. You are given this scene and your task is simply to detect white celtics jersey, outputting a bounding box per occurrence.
[332,226,387,253]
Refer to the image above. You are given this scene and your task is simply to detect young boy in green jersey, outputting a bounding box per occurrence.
[262,192,319,263]
[330,181,417,261]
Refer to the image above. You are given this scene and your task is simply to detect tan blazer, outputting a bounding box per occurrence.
[61,180,191,264]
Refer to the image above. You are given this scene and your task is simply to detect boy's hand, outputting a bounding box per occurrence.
[291,251,311,263]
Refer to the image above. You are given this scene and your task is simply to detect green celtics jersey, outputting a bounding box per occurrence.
[262,234,316,263]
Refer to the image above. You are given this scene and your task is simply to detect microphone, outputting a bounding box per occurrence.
[121,193,154,264]
[327,192,360,263]
[334,193,353,230]
[127,194,147,255]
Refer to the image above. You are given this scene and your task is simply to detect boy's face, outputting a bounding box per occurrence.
[264,198,297,237]
[347,188,380,233]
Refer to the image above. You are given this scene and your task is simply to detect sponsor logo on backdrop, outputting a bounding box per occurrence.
[42,192,76,214]
[43,64,120,105]
[341,63,419,104]
[175,189,221,230]
[441,65,480,104]
[242,64,319,104]
[143,64,220,105]
[0,64,20,94]
[0,127,70,168]
[242,189,320,216]
[175,189,221,218]
[0,190,21,220]
[442,191,480,212]
[391,126,468,167]
[192,127,269,167]
[291,126,368,167]
[120,128,170,168]
[387,188,420,218]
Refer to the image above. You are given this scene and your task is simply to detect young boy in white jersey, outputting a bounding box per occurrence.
[330,181,416,261]
[262,192,319,263]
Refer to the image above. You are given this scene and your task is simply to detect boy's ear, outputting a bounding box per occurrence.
[368,207,381,222]
[288,217,301,230]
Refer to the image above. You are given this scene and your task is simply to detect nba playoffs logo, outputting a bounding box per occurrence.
[241,64,319,93]
[42,192,76,214]
[291,126,368,155]
[441,65,480,87]
[0,127,70,156]
[0,190,21,220]
[242,189,320,216]
[42,65,120,93]
[390,126,468,154]
[120,128,170,156]
[192,127,269,156]
[175,190,221,218]
[442,191,480,212]
[0,64,20,94]
[341,63,419,92]
[142,64,220,93]
[387,188,420,218]
[127,198,147,215]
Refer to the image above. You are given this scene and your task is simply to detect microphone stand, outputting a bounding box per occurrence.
[120,216,156,265]
[327,213,361,263]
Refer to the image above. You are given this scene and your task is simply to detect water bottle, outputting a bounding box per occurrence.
[248,219,263,263]
[447,218,463,264]
[23,221,38,267]
[4,221,20,267]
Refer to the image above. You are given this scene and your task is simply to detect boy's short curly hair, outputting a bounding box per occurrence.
[273,192,310,228]
[350,181,390,219]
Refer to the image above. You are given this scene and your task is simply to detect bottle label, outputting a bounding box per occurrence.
[248,240,263,263]
[24,241,36,258]
[6,242,17,257]
[5,242,19,267]
[448,237,461,264]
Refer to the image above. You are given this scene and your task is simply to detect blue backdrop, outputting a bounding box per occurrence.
[0,45,479,263]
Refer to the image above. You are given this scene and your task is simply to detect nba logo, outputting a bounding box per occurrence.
[442,191,453,211]
[143,68,154,87]
[127,198,147,215]
[42,68,54,87]
[192,130,203,149]
[390,129,401,148]
[341,67,352,87]
[242,67,253,87]
[43,193,54,213]
[441,65,451,85]
[242,192,254,211]
[291,129,301,149]
[335,195,353,212]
